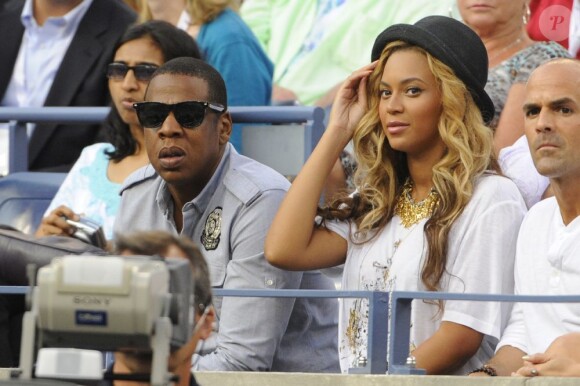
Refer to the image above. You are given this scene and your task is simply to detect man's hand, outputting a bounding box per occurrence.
[35,205,80,237]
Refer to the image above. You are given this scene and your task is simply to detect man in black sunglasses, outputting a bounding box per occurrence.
[114,57,339,373]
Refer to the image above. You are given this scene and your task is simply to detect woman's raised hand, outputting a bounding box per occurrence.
[327,61,378,139]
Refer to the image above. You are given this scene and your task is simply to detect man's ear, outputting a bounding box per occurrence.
[218,112,232,146]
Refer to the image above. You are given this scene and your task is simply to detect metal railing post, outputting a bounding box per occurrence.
[388,293,413,374]
[8,120,28,173]
[303,106,326,164]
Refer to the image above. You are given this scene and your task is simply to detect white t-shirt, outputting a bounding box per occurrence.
[325,174,527,374]
[497,197,580,355]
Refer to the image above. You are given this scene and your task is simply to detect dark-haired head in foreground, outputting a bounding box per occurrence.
[112,230,214,386]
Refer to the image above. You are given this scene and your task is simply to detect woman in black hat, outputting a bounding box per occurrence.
[265,16,526,374]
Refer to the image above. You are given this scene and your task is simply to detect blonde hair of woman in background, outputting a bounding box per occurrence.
[138,0,240,27]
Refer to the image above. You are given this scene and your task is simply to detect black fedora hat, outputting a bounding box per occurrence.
[371,15,495,124]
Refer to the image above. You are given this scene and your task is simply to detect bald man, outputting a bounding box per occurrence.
[469,58,580,377]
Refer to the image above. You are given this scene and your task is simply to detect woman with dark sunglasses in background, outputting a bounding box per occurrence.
[35,20,201,240]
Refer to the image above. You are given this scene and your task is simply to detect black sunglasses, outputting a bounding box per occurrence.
[133,101,226,129]
[106,63,159,82]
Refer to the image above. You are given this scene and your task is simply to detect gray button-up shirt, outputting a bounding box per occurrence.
[114,144,339,372]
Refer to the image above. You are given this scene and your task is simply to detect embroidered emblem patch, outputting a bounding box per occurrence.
[201,207,222,251]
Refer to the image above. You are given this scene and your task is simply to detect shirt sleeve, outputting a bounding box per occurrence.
[208,39,273,107]
[323,218,350,240]
[442,179,527,340]
[495,220,531,354]
[495,302,528,354]
[194,189,303,371]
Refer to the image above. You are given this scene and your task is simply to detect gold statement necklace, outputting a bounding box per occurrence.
[394,179,439,228]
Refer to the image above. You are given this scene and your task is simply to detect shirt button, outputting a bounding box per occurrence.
[549,271,560,287]
[265,278,274,287]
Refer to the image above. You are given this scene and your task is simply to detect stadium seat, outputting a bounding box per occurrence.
[0,172,66,235]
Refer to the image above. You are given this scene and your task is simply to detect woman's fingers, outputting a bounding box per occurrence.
[522,353,549,365]
[512,365,539,377]
[51,205,79,221]
[36,205,80,237]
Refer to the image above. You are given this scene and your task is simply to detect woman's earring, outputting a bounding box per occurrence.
[523,3,531,25]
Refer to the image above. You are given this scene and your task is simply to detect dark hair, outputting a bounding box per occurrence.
[146,57,228,108]
[105,21,202,161]
[114,230,212,314]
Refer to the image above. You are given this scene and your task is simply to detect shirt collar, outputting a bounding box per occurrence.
[189,143,233,213]
[20,0,34,28]
[21,0,93,32]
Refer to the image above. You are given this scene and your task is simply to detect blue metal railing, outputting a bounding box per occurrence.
[389,291,580,374]
[0,106,326,174]
[213,289,389,374]
[5,285,579,375]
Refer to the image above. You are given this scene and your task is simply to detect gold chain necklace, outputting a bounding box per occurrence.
[394,179,439,228]
[488,35,524,63]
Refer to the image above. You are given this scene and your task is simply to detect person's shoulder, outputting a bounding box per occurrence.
[0,0,23,14]
[469,173,526,210]
[210,8,243,27]
[474,173,523,199]
[97,0,135,16]
[81,142,113,155]
[119,164,158,195]
[72,142,112,164]
[203,9,256,44]
[0,0,23,26]
[524,41,571,61]
[526,196,558,218]
[89,0,136,25]
[518,196,557,232]
[223,152,290,205]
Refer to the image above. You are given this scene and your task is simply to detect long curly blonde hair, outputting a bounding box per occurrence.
[321,41,498,295]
